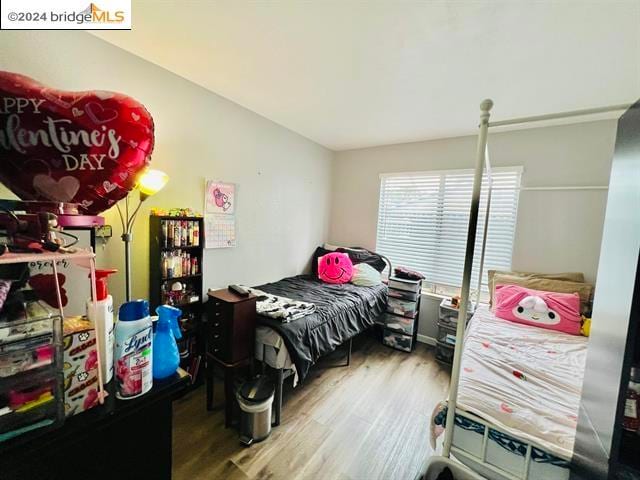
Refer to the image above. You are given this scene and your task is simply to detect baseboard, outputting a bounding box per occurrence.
[417,334,436,346]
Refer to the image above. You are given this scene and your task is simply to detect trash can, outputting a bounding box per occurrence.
[236,375,275,446]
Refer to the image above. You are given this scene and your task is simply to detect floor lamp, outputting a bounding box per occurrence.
[116,169,169,302]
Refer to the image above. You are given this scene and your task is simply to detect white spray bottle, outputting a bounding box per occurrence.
[87,269,117,383]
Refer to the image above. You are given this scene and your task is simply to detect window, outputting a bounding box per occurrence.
[376,167,522,293]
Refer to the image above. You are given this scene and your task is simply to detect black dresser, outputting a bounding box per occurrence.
[205,289,257,426]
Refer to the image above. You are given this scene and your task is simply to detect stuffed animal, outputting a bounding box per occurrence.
[318,252,353,284]
[581,316,592,336]
[494,284,582,335]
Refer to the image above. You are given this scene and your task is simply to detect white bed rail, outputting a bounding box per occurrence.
[448,406,571,480]
[443,99,493,456]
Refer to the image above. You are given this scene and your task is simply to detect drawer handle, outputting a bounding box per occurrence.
[214,322,220,327]
[215,312,221,317]
[214,348,219,353]
[213,334,220,339]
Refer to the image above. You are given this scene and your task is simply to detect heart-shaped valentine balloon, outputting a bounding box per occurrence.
[0,71,154,214]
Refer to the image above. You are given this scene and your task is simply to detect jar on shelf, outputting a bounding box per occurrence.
[623,366,640,432]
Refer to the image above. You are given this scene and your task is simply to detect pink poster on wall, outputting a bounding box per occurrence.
[204,180,236,248]
[205,181,235,214]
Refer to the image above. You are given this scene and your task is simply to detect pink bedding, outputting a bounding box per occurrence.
[456,305,588,459]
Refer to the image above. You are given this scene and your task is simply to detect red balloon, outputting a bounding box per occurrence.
[0,71,154,214]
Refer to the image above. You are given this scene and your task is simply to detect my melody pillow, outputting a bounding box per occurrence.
[318,252,353,284]
[494,284,582,335]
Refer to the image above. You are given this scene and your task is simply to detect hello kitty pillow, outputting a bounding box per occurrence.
[494,284,581,335]
[318,252,353,284]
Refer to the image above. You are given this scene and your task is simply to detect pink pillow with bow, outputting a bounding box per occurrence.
[494,284,581,335]
[318,252,353,284]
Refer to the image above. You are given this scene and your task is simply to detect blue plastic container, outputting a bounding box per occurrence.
[152,305,182,380]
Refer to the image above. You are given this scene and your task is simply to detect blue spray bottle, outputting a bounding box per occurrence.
[152,305,183,380]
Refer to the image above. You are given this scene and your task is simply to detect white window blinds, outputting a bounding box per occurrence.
[376,167,522,290]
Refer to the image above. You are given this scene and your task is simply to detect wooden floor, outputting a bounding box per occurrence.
[172,335,451,480]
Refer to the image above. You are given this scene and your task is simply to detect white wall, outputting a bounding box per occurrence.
[0,30,619,341]
[330,120,618,338]
[0,31,333,307]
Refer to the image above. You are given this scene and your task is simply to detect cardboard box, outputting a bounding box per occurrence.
[62,317,99,417]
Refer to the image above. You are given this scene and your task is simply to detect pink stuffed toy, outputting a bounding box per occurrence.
[494,284,581,335]
[318,252,353,284]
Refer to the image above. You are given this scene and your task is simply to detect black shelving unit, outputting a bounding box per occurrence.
[149,215,205,388]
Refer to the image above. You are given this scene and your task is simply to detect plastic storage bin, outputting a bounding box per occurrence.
[437,322,457,346]
[383,329,413,352]
[380,312,415,336]
[388,288,419,302]
[387,297,418,318]
[0,369,60,440]
[439,298,474,326]
[0,343,55,378]
[0,296,63,441]
[435,341,454,365]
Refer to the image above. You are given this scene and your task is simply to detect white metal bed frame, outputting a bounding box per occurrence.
[449,408,567,480]
[439,99,631,480]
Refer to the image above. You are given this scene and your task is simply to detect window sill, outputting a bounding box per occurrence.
[421,290,450,301]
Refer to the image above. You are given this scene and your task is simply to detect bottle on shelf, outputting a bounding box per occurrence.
[193,222,199,246]
[161,220,168,248]
[175,252,182,278]
[161,253,168,278]
[181,221,188,246]
[167,220,174,247]
[174,222,181,247]
[623,366,640,432]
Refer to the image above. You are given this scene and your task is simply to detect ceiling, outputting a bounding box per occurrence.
[93,1,640,151]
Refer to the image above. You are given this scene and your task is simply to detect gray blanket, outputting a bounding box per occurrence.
[254,275,388,381]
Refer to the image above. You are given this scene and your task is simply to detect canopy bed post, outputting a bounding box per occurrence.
[442,98,493,457]
[474,144,493,304]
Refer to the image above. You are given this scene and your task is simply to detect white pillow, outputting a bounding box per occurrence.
[350,263,382,286]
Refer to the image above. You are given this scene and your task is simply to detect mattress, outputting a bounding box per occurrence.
[254,275,387,381]
[255,326,298,385]
[457,305,588,459]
